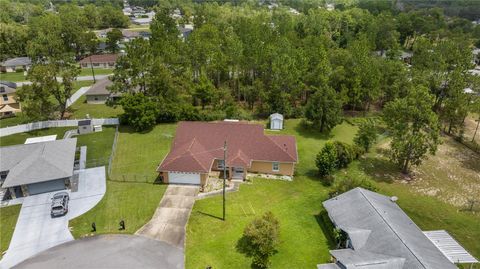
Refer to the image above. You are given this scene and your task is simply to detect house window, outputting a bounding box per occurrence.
[94,97,98,101]
[217,160,225,169]
[0,87,4,93]
[272,162,279,172]
[2,94,8,101]
[93,63,100,67]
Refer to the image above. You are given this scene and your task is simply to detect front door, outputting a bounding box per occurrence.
[232,167,244,179]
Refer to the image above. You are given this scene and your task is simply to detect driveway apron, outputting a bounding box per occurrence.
[136,185,198,249]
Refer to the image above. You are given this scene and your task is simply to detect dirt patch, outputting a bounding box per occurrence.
[372,137,480,209]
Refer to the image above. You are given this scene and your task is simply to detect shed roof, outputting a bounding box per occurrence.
[78,119,92,126]
[269,113,283,120]
[321,188,457,269]
[0,139,77,188]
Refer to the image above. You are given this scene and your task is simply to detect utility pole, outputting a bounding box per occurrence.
[89,56,96,83]
[223,140,227,221]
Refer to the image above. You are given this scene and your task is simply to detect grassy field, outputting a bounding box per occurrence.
[186,118,480,269]
[0,205,21,258]
[69,96,123,119]
[78,68,113,77]
[0,72,27,82]
[70,124,176,238]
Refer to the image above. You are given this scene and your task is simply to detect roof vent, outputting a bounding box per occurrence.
[390,196,398,202]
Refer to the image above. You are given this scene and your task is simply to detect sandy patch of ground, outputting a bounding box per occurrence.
[375,137,480,209]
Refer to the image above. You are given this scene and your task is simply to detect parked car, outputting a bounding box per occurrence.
[51,192,69,217]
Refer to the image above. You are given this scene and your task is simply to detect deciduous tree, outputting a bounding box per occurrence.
[383,86,441,174]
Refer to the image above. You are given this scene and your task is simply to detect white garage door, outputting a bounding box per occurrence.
[168,172,201,185]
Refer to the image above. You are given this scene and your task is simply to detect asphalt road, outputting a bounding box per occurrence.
[13,235,183,269]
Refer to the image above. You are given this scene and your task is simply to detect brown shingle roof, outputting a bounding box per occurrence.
[79,54,118,64]
[158,121,297,173]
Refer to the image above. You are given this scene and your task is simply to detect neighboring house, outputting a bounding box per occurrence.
[177,25,193,41]
[0,81,21,117]
[121,29,140,42]
[157,121,298,187]
[79,54,118,69]
[85,78,121,104]
[0,57,32,73]
[318,188,461,269]
[269,113,284,130]
[0,138,77,199]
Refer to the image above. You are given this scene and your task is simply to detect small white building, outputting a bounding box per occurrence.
[269,113,284,130]
[78,119,94,134]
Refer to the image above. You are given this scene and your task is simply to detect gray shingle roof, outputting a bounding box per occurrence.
[322,187,457,269]
[0,81,17,94]
[1,57,31,67]
[0,138,77,188]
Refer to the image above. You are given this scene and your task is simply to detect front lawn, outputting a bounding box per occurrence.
[186,119,357,268]
[70,124,176,237]
[0,205,21,258]
[0,72,27,82]
[186,118,480,268]
[78,68,113,77]
[69,180,166,238]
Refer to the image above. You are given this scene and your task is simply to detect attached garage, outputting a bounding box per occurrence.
[27,179,66,195]
[168,172,201,185]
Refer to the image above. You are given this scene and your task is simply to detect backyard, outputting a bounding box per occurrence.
[185,118,480,268]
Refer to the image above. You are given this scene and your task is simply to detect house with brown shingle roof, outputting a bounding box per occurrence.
[79,54,118,69]
[157,121,298,186]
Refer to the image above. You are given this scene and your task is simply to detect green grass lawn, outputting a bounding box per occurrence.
[78,68,113,77]
[0,72,27,82]
[0,128,72,146]
[69,96,123,119]
[69,180,166,238]
[186,118,480,269]
[70,124,176,237]
[0,205,21,258]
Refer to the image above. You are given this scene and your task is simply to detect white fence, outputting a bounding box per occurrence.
[0,118,119,137]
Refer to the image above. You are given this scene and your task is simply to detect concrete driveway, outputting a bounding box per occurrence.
[13,235,183,269]
[136,185,198,249]
[0,167,106,269]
